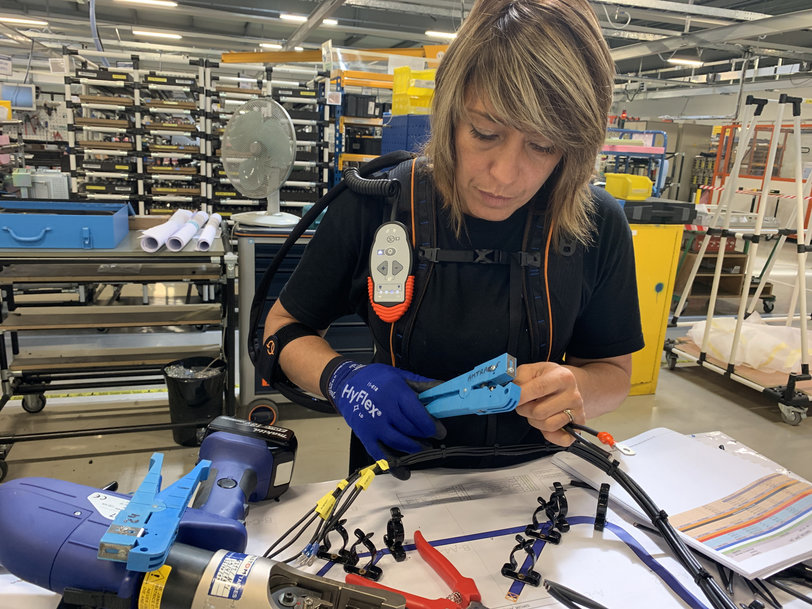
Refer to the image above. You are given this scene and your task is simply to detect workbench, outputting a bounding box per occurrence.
[0,230,237,480]
[2,435,808,609]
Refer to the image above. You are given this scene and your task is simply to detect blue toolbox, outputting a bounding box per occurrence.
[0,200,133,249]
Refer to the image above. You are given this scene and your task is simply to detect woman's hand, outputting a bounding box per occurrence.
[513,362,584,447]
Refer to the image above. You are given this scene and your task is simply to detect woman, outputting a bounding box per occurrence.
[262,0,643,472]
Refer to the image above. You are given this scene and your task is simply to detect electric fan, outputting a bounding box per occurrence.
[221,98,299,227]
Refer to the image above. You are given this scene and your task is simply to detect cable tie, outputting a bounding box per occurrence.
[652,509,669,526]
[606,459,622,477]
[693,567,713,585]
[375,459,390,472]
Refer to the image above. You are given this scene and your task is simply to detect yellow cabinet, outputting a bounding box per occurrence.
[629,224,683,395]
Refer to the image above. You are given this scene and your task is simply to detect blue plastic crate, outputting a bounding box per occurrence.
[381,114,430,155]
[0,201,133,249]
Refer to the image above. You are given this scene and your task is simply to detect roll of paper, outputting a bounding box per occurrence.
[166,210,209,252]
[196,213,222,252]
[140,209,193,253]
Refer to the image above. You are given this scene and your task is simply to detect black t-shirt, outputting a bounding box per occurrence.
[279,164,644,468]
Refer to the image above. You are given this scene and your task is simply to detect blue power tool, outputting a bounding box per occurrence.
[0,415,405,609]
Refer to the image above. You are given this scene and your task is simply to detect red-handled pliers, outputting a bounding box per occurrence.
[345,530,488,609]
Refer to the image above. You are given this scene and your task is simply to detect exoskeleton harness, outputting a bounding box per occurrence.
[364,156,585,371]
[249,150,585,412]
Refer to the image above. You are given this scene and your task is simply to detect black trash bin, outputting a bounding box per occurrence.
[162,356,226,446]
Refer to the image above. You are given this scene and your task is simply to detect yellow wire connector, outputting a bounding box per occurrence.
[355,460,390,490]
[314,479,350,520]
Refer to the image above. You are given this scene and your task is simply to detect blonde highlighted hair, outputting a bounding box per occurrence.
[425,0,614,244]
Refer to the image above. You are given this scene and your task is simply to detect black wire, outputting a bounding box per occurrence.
[765,577,812,606]
[544,580,611,609]
[264,512,320,561]
[260,436,738,609]
[564,432,738,609]
[753,578,783,609]
[262,510,312,558]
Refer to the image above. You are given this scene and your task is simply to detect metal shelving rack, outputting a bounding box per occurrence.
[602,127,668,197]
[0,120,25,178]
[64,50,208,214]
[64,51,142,207]
[330,70,390,187]
[139,61,207,214]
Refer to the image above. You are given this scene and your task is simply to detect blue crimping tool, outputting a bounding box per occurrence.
[97,453,211,572]
[419,353,521,418]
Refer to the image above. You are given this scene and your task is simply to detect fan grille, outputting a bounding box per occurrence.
[221,98,297,199]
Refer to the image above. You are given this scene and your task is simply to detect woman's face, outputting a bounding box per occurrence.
[454,96,563,222]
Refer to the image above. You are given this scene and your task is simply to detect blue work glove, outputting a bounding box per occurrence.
[320,358,445,464]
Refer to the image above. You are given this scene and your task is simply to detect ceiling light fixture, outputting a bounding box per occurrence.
[260,43,283,49]
[1,16,49,26]
[425,30,456,40]
[280,13,337,25]
[667,57,704,67]
[132,29,182,39]
[117,0,178,7]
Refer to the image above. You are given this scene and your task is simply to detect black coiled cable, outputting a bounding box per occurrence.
[342,166,401,198]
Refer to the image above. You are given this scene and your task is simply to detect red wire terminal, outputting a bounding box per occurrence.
[596,431,615,447]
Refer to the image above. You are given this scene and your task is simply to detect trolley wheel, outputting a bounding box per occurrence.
[666,352,678,370]
[248,399,279,426]
[762,299,775,314]
[778,403,806,426]
[0,459,7,482]
[22,393,46,413]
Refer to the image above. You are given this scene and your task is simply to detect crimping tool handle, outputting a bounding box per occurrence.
[345,574,457,609]
[414,531,481,605]
[345,531,480,609]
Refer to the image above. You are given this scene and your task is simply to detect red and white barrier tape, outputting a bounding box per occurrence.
[698,184,812,201]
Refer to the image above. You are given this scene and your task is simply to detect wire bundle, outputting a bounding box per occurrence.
[261,444,561,564]
[261,432,741,609]
[563,425,738,609]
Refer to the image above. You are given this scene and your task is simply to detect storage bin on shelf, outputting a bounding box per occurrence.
[392,66,435,115]
[604,173,652,201]
[0,201,133,249]
[381,113,431,155]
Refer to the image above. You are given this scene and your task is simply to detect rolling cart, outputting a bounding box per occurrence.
[234,222,374,423]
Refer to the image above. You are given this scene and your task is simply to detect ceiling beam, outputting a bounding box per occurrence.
[345,0,467,20]
[283,0,347,51]
[611,8,812,62]
[592,0,768,22]
[0,24,67,60]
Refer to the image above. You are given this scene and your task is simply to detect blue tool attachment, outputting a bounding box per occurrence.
[419,353,521,418]
[97,453,211,572]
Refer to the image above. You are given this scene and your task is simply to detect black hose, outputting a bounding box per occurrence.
[342,167,401,198]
